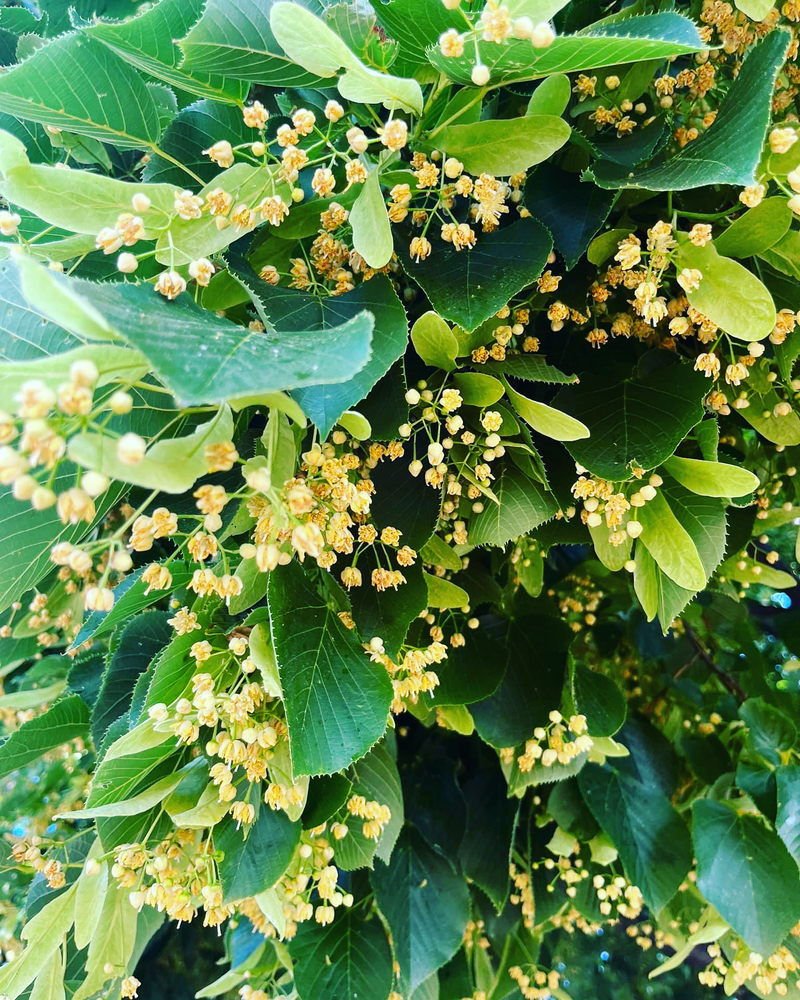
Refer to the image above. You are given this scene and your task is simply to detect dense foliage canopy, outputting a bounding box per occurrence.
[2,0,800,998]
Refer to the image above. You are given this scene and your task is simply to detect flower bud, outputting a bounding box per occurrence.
[530,22,556,47]
[131,193,151,213]
[109,390,133,415]
[117,432,147,465]
[117,252,139,273]
[31,486,56,510]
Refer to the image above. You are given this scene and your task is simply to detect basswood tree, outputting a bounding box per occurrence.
[1,0,800,998]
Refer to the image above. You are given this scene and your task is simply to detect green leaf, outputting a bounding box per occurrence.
[335,739,403,871]
[579,764,692,914]
[777,766,800,866]
[216,805,301,904]
[348,556,428,659]
[554,362,707,480]
[73,842,108,952]
[526,74,571,116]
[0,694,88,780]
[674,235,775,342]
[88,0,247,105]
[503,377,589,442]
[714,198,793,259]
[663,456,758,497]
[0,883,77,1000]
[460,766,518,911]
[372,0,463,75]
[91,612,172,746]
[0,33,161,150]
[179,0,326,86]
[72,884,138,1000]
[0,132,176,238]
[29,950,65,1000]
[399,217,552,332]
[525,162,615,270]
[451,372,504,406]
[436,115,569,176]
[143,99,252,187]
[431,631,507,708]
[371,827,470,996]
[720,553,796,589]
[411,311,458,372]
[740,698,796,767]
[230,266,406,440]
[737,382,800,446]
[692,799,800,955]
[634,490,708,590]
[634,480,727,627]
[424,573,469,610]
[588,30,790,190]
[426,12,706,88]
[156,162,291,265]
[471,618,568,747]
[736,0,775,16]
[478,353,577,384]
[468,463,557,547]
[59,771,185,821]
[291,910,393,1000]
[267,562,392,777]
[420,534,461,572]
[68,406,234,494]
[303,773,353,830]
[38,271,374,407]
[350,167,393,268]
[571,662,626,738]
[270,2,423,114]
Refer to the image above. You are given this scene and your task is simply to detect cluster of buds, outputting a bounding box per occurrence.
[345,793,392,840]
[148,642,300,821]
[114,830,234,928]
[10,838,66,888]
[401,380,513,544]
[239,829,354,939]
[388,163,526,261]
[572,467,663,551]
[508,964,561,1000]
[438,0,556,87]
[513,711,593,772]
[367,637,449,712]
[241,431,414,595]
[0,359,116,522]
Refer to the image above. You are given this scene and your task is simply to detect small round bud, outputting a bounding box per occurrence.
[111,550,133,572]
[398,423,412,437]
[291,188,305,203]
[69,359,99,386]
[109,390,133,415]
[117,432,147,466]
[81,471,109,497]
[471,64,490,86]
[405,388,421,405]
[251,141,266,156]
[85,858,102,876]
[117,252,139,273]
[12,474,37,501]
[530,21,556,47]
[131,193,151,213]
[626,520,643,538]
[31,486,56,510]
